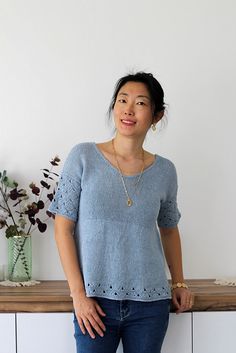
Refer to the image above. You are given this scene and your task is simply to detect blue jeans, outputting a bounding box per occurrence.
[73,297,171,353]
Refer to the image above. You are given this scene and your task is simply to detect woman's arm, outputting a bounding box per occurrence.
[159,226,194,313]
[54,215,106,338]
[159,226,184,284]
[54,215,86,297]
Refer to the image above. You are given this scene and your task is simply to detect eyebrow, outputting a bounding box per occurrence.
[118,92,150,100]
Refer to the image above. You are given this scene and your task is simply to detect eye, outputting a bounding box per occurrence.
[137,101,145,105]
[117,99,126,103]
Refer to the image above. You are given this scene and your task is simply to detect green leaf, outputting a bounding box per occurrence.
[2,175,18,188]
[5,225,19,238]
[3,176,8,183]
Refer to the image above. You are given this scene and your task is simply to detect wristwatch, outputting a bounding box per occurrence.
[171,282,189,290]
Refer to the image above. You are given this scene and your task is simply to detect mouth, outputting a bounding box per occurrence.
[121,119,136,126]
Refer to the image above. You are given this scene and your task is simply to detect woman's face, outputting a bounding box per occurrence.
[113,81,157,139]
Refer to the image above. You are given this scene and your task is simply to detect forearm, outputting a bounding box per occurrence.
[55,229,86,298]
[159,226,185,283]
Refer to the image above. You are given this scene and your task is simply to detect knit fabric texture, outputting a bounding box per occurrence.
[48,142,181,302]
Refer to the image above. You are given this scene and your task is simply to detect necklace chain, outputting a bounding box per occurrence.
[112,139,145,207]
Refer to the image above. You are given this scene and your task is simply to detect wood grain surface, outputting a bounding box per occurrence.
[0,279,236,313]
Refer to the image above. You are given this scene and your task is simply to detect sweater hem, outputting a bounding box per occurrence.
[86,292,172,302]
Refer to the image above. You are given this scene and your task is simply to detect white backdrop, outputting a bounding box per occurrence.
[0,0,235,280]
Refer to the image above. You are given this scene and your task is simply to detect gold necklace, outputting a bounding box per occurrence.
[112,139,145,207]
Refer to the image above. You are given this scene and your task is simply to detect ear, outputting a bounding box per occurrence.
[152,110,164,124]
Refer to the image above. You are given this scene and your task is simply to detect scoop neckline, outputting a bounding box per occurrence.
[92,142,159,178]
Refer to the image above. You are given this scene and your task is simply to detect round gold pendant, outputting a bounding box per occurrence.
[127,198,133,207]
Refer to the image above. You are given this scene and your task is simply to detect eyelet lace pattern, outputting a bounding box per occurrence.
[157,199,181,228]
[49,174,81,222]
[86,283,171,300]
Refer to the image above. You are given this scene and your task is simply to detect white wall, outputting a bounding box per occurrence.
[0,0,235,280]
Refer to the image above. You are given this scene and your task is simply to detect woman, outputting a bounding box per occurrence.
[48,71,194,353]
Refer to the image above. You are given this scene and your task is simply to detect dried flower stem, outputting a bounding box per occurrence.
[9,236,30,281]
[9,236,28,278]
[38,164,54,202]
[0,187,20,235]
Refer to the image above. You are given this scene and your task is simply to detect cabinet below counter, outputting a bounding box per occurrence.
[0,279,236,312]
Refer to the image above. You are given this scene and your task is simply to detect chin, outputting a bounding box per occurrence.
[116,129,145,140]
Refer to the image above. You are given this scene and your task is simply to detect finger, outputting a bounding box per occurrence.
[95,303,106,317]
[182,296,193,312]
[182,297,190,311]
[92,312,106,332]
[77,317,86,335]
[186,293,194,306]
[175,302,185,314]
[82,317,96,339]
[174,291,194,313]
[172,292,180,307]
[177,293,189,313]
[174,304,182,314]
[188,297,194,308]
[88,315,105,337]
[177,303,186,313]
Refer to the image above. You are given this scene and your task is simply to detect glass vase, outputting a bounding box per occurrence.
[8,235,32,282]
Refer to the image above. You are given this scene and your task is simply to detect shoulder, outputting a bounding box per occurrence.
[156,154,178,178]
[68,142,95,156]
[157,154,176,169]
[62,142,95,178]
[65,142,96,163]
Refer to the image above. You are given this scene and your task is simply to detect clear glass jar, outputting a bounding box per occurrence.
[8,235,32,282]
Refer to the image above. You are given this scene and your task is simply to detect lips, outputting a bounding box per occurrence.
[121,119,136,125]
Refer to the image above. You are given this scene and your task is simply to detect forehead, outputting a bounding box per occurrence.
[118,81,150,97]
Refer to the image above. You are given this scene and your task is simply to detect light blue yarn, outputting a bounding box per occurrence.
[48,142,181,302]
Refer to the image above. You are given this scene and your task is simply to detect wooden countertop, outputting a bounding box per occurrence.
[0,279,236,313]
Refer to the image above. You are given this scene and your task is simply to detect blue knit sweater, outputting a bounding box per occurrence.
[48,142,181,302]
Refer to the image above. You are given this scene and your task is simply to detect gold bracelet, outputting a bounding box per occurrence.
[171,282,189,290]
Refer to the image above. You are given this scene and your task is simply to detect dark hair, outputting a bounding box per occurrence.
[107,71,166,125]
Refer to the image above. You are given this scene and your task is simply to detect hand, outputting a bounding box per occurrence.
[72,293,106,339]
[172,288,194,314]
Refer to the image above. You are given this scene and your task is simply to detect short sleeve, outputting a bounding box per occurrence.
[48,144,82,222]
[48,173,81,222]
[157,162,181,228]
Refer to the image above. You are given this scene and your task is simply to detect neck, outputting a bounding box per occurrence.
[111,134,144,160]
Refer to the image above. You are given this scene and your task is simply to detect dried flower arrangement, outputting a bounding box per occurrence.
[0,156,60,238]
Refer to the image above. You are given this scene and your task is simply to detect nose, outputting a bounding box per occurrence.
[124,103,134,116]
